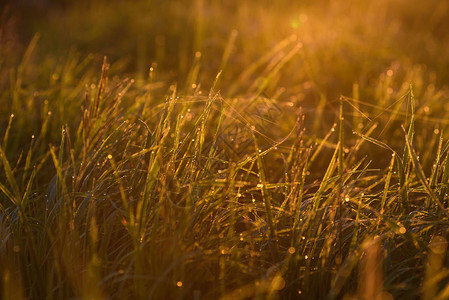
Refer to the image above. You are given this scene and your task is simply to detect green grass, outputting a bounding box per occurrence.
[1,0,449,299]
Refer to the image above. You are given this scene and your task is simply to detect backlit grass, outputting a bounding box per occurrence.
[1,0,449,299]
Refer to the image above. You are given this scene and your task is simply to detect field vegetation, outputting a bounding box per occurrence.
[1,0,449,299]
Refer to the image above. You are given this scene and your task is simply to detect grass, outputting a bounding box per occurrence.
[1,0,449,299]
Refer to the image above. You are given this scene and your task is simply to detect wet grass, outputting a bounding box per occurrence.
[1,0,449,299]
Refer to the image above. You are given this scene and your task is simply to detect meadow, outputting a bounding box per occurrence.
[1,0,449,299]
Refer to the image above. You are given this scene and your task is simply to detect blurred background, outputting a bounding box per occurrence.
[1,0,449,137]
[3,0,449,85]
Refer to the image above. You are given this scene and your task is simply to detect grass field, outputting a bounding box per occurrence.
[1,0,449,299]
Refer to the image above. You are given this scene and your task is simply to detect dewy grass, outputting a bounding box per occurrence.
[2,0,449,299]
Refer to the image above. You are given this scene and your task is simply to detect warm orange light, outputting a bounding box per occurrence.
[271,276,285,291]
